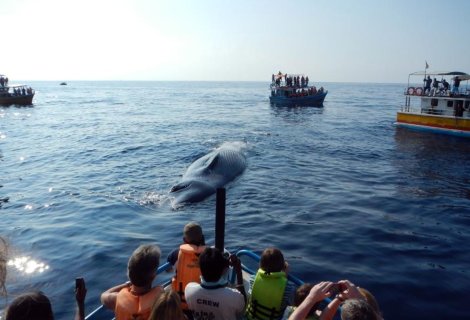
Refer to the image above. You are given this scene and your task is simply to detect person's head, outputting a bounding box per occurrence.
[127,244,161,287]
[340,299,379,320]
[358,288,382,318]
[198,247,229,282]
[149,290,185,320]
[294,283,316,317]
[259,247,286,273]
[5,291,54,320]
[183,222,205,246]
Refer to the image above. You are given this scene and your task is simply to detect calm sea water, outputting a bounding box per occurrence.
[1,81,469,319]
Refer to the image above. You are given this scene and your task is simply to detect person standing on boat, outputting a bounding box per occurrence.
[424,76,432,95]
[452,77,461,95]
[442,79,450,92]
[432,78,440,94]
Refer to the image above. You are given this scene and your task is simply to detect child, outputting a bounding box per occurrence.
[149,290,186,320]
[101,244,163,320]
[246,247,296,320]
[168,222,206,309]
[281,283,319,320]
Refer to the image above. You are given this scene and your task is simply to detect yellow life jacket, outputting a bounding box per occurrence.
[114,286,162,320]
[246,269,288,320]
[171,243,206,309]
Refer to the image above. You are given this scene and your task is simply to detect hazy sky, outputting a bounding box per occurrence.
[2,0,469,82]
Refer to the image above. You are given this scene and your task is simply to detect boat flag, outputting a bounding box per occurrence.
[425,61,429,69]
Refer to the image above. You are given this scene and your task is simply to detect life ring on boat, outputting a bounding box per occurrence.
[415,87,423,96]
[407,87,415,95]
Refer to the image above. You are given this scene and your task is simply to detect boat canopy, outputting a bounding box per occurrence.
[409,71,469,77]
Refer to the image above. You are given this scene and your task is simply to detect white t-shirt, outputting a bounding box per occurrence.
[185,282,246,320]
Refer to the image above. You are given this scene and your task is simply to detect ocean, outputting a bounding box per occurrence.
[1,81,469,319]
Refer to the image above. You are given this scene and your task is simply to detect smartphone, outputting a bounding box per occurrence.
[329,283,342,296]
[75,277,85,290]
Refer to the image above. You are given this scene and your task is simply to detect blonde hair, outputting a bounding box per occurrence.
[149,290,186,320]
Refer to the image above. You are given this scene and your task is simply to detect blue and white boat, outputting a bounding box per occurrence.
[269,72,327,106]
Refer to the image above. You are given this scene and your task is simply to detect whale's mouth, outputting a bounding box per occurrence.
[170,182,191,193]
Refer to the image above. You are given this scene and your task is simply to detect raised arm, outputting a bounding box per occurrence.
[75,278,87,320]
[289,281,333,320]
[229,254,247,303]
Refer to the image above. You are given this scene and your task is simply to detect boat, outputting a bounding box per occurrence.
[396,71,470,137]
[0,74,35,106]
[270,72,327,106]
[84,189,330,320]
[85,249,308,320]
[60,82,67,86]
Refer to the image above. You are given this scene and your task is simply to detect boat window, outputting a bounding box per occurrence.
[431,99,438,107]
[465,101,470,108]
[447,100,453,108]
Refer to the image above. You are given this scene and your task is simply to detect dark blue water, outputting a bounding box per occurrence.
[1,81,469,319]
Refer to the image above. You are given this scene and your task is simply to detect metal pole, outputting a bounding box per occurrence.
[215,188,226,252]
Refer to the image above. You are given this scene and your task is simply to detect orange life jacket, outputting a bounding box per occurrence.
[114,286,162,320]
[171,243,206,309]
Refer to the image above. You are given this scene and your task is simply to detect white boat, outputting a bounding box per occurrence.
[396,71,470,137]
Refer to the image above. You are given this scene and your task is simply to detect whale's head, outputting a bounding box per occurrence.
[169,180,216,205]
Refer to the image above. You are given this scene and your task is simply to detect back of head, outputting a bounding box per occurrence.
[294,283,316,317]
[183,222,205,246]
[259,247,285,273]
[128,244,161,287]
[5,291,54,320]
[198,247,228,282]
[149,290,185,320]
[358,288,382,317]
[294,283,314,306]
[341,299,379,320]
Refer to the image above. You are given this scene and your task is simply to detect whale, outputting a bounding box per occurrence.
[170,143,247,205]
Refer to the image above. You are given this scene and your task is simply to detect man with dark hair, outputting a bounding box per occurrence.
[185,247,246,320]
[101,244,163,320]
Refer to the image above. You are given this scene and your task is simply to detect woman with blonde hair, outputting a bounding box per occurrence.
[149,290,186,320]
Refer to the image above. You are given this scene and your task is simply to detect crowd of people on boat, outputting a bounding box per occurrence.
[1,223,383,320]
[417,75,464,97]
[272,72,311,88]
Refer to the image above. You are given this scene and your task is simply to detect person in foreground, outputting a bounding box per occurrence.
[288,280,382,320]
[185,247,246,320]
[246,247,296,320]
[168,222,206,310]
[5,278,87,320]
[149,290,187,320]
[101,244,163,320]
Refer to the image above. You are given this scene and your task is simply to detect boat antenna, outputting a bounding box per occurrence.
[215,188,226,252]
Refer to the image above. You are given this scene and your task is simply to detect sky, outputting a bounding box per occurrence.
[1,0,470,82]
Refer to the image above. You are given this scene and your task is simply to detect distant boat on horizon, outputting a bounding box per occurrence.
[60,82,67,85]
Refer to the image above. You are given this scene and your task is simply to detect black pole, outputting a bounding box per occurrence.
[215,188,226,252]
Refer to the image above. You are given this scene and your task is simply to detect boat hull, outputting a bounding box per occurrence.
[0,93,34,106]
[396,111,470,137]
[270,92,327,106]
